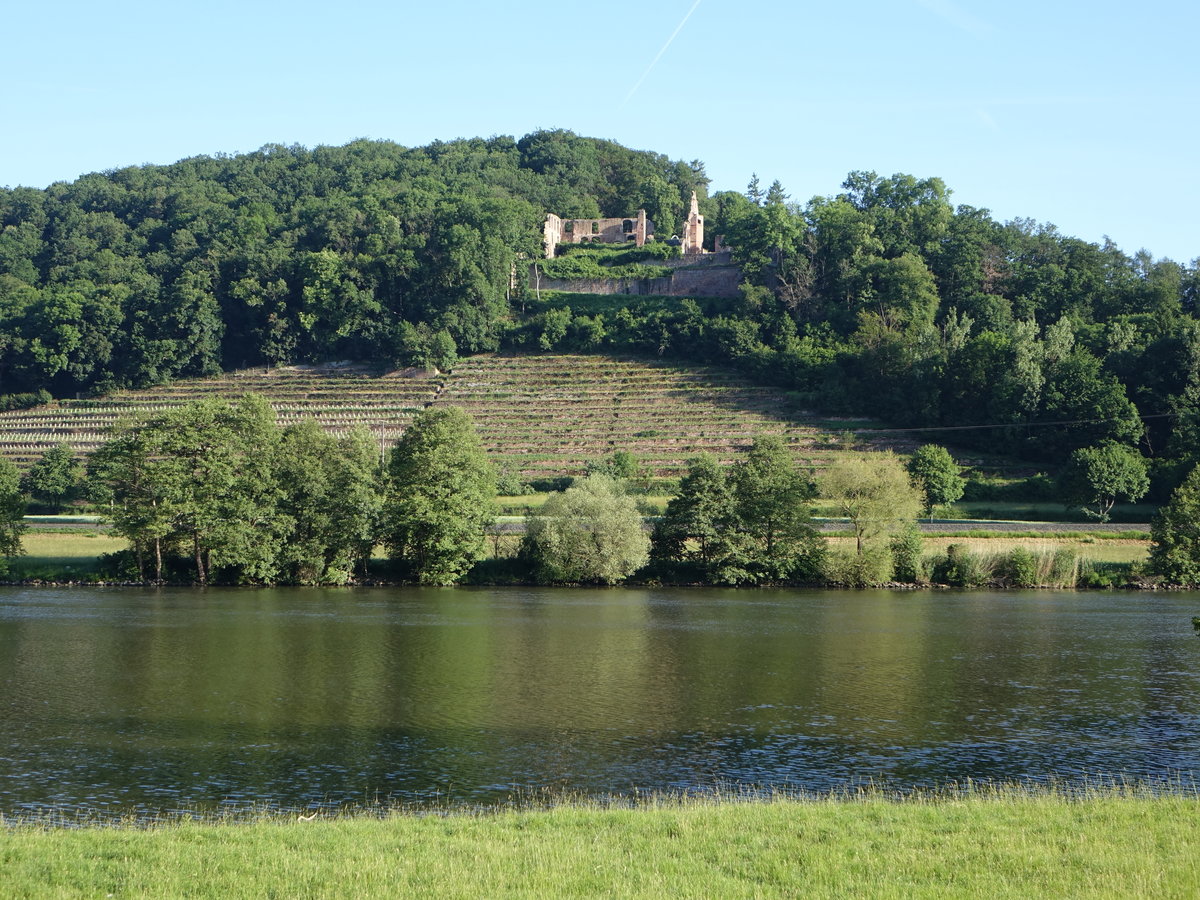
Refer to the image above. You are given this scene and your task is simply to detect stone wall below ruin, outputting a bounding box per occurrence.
[529,262,741,298]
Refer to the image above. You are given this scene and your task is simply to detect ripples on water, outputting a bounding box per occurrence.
[1,586,1198,818]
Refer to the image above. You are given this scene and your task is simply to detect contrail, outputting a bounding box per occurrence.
[621,0,703,108]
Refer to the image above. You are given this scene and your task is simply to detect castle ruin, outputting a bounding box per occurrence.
[542,192,708,259]
[543,210,649,259]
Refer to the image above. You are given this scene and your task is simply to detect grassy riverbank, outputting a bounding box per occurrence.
[4,790,1198,898]
[2,527,1153,587]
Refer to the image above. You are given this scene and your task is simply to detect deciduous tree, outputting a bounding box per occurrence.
[650,454,732,572]
[907,444,965,517]
[1150,464,1200,585]
[20,443,82,512]
[522,474,649,584]
[383,406,495,585]
[0,457,26,561]
[724,435,823,583]
[1059,442,1149,521]
[274,420,382,584]
[821,451,924,557]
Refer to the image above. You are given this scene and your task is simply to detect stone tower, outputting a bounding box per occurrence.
[681,191,704,255]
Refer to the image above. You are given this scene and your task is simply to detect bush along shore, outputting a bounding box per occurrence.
[3,785,1198,898]
[2,398,1193,590]
[0,529,1163,590]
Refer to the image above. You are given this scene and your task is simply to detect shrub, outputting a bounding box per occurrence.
[932,543,990,587]
[822,547,892,587]
[889,526,925,583]
[996,547,1038,588]
[962,474,1056,502]
[0,389,52,412]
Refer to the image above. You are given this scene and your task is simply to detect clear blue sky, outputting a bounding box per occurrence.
[4,0,1196,262]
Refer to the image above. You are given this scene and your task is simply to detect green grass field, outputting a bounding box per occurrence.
[3,790,1196,898]
[5,530,127,580]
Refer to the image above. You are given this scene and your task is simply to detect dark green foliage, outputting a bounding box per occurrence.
[933,544,989,587]
[0,390,52,412]
[3,129,1198,481]
[648,440,824,585]
[554,241,679,263]
[0,132,703,397]
[996,547,1039,588]
[720,436,825,584]
[1149,465,1200,585]
[275,421,383,584]
[907,445,965,515]
[650,454,734,573]
[0,457,26,559]
[88,396,287,583]
[87,396,382,584]
[20,443,83,512]
[961,474,1056,503]
[383,406,496,585]
[537,254,671,282]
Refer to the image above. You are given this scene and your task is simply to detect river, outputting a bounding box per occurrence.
[1,586,1197,816]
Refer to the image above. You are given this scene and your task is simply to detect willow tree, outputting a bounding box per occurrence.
[821,451,923,583]
[523,474,648,585]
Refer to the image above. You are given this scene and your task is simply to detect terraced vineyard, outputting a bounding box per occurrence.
[0,354,896,479]
[0,365,444,469]
[434,355,865,481]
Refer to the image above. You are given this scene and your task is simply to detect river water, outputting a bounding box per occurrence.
[1,586,1198,816]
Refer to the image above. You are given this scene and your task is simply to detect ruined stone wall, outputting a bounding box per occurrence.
[528,262,742,298]
[531,276,676,296]
[667,265,742,297]
[650,251,733,270]
[543,214,564,259]
[543,210,649,257]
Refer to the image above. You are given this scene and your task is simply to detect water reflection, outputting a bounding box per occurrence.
[1,586,1198,815]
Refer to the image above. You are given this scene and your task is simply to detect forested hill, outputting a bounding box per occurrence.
[0,131,708,394]
[2,130,1199,495]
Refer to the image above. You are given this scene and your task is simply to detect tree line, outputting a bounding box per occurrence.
[3,399,1200,587]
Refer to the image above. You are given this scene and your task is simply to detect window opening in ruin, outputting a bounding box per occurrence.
[591,222,600,235]
[622,219,634,233]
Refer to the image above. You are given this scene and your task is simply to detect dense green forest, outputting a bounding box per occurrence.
[2,129,1198,497]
